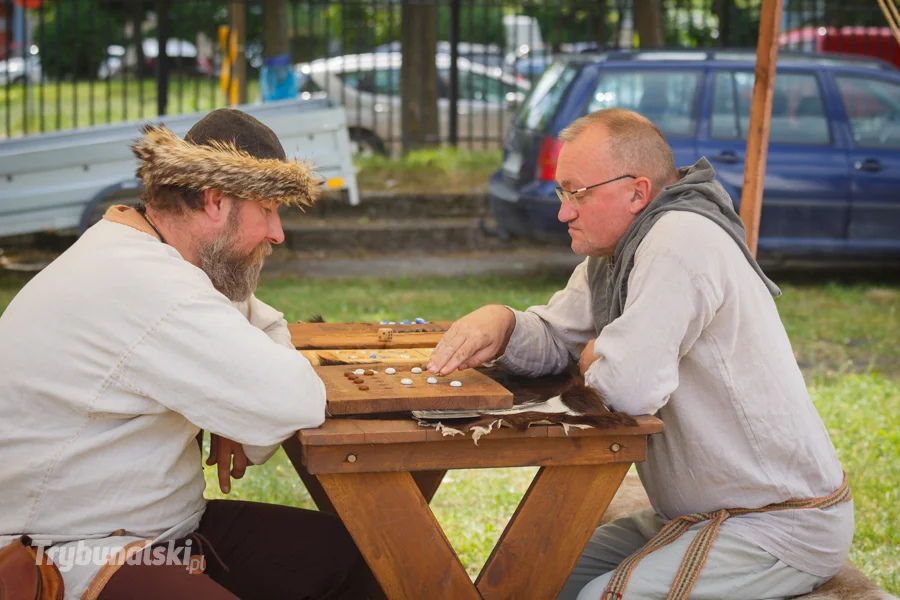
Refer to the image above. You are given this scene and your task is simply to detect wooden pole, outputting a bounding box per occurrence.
[739,0,784,258]
[230,1,248,105]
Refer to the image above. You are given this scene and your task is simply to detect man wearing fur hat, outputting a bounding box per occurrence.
[428,108,853,599]
[0,109,366,599]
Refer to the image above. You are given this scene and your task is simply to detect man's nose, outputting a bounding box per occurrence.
[268,213,285,245]
[558,201,577,223]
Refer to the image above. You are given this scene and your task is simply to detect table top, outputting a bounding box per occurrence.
[290,321,454,349]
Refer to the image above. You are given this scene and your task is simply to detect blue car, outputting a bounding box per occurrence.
[490,49,900,257]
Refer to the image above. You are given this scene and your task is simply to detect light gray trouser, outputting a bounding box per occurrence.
[558,508,831,600]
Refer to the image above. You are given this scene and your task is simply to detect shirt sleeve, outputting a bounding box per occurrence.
[116,292,326,447]
[585,250,719,416]
[495,259,596,376]
[231,295,295,464]
[232,294,294,349]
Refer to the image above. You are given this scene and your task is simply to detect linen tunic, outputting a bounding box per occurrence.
[0,213,326,599]
[497,211,853,578]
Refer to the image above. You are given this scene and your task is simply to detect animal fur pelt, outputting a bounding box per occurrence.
[130,125,319,208]
[317,356,352,366]
[418,376,638,443]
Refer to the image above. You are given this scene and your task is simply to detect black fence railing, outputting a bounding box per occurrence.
[0,0,894,150]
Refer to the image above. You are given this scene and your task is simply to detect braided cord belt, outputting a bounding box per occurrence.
[601,472,851,600]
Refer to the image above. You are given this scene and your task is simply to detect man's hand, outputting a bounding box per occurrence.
[206,434,250,494]
[427,305,516,376]
[579,337,601,376]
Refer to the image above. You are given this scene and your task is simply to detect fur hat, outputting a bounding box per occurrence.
[130,108,319,208]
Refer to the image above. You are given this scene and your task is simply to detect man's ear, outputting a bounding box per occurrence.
[628,177,654,215]
[201,189,228,224]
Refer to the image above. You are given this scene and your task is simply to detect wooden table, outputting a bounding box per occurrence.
[283,414,663,599]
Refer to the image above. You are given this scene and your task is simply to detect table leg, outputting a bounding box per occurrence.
[319,471,481,600]
[412,469,447,503]
[476,462,631,600]
[282,436,336,513]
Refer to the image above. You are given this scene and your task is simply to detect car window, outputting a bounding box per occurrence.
[587,70,701,137]
[338,68,399,96]
[835,76,900,149]
[439,68,515,102]
[515,61,578,131]
[711,71,830,145]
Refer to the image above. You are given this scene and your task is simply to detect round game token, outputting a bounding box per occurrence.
[358,385,369,391]
[385,367,396,375]
[427,377,438,384]
[364,370,375,376]
[450,380,462,387]
[343,371,353,377]
[353,369,365,375]
[411,367,422,374]
[400,378,413,385]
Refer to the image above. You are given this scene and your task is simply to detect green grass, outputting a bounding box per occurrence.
[1,269,897,591]
[0,78,261,138]
[354,146,502,193]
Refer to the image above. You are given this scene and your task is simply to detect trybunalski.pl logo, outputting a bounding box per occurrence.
[33,539,205,574]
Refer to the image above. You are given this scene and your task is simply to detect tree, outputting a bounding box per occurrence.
[400,0,439,152]
[37,0,123,80]
[633,0,664,47]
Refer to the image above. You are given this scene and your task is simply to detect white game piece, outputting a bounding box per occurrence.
[385,367,396,375]
[427,377,438,384]
[450,380,462,387]
[353,369,365,375]
[400,378,413,385]
[411,367,423,374]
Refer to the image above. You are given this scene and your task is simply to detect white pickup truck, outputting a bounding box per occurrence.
[0,98,359,238]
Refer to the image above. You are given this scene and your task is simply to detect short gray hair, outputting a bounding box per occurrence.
[559,108,678,192]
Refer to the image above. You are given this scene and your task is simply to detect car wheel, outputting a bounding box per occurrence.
[349,129,386,156]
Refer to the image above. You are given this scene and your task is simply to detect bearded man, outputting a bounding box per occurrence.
[428,108,853,599]
[0,109,366,599]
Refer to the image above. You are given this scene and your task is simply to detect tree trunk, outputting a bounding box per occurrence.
[263,0,290,58]
[132,0,146,79]
[590,0,608,48]
[715,0,731,46]
[400,0,439,152]
[633,0,664,48]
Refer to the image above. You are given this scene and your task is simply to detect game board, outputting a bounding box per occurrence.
[316,363,514,415]
[300,348,433,366]
[289,321,453,350]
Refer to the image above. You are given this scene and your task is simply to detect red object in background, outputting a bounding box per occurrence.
[779,26,900,70]
[14,0,45,9]
[535,137,562,182]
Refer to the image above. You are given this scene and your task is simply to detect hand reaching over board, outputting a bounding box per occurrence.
[427,305,516,376]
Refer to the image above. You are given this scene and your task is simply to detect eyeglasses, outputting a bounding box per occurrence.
[555,174,636,205]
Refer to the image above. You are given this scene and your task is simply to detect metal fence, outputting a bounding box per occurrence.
[0,0,894,150]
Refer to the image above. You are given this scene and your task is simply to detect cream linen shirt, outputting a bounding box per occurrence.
[497,211,853,578]
[0,219,326,598]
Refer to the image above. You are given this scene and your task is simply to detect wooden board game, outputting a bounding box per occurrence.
[301,348,433,366]
[290,321,453,350]
[316,363,513,415]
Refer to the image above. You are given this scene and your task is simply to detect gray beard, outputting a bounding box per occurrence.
[197,218,272,302]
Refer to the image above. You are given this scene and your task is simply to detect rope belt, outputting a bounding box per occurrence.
[601,472,852,600]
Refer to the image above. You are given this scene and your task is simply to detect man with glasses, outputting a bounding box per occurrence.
[427,108,852,599]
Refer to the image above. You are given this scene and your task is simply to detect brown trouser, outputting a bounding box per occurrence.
[98,500,367,600]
